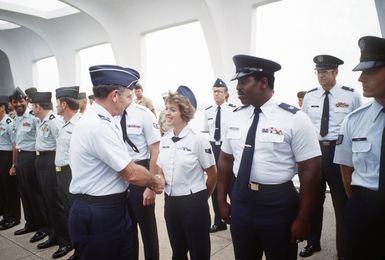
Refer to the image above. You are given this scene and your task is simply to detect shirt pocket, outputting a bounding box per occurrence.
[226,127,242,140]
[352,140,372,173]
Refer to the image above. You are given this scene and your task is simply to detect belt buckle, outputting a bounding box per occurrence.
[322,141,330,146]
[215,141,221,145]
[55,166,62,172]
[248,182,259,191]
[36,151,40,156]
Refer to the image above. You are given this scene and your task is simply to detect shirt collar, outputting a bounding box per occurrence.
[172,124,190,139]
[68,112,81,125]
[92,102,114,122]
[318,83,339,97]
[42,110,54,122]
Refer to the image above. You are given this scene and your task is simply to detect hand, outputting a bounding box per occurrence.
[290,218,310,243]
[218,201,231,224]
[151,174,165,194]
[143,187,156,206]
[9,165,16,176]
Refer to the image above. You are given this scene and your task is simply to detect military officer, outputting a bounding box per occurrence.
[78,92,88,114]
[9,88,49,243]
[52,86,81,259]
[30,91,64,251]
[203,78,235,233]
[301,55,362,258]
[157,86,217,260]
[0,95,21,230]
[334,35,385,260]
[88,94,95,105]
[118,82,161,260]
[69,65,164,260]
[217,55,321,260]
[134,83,156,116]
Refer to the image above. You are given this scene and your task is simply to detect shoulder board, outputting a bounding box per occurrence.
[205,105,213,110]
[233,104,249,112]
[6,118,12,124]
[29,110,34,115]
[228,103,236,108]
[98,114,111,122]
[342,86,354,92]
[49,114,55,120]
[306,88,317,94]
[278,103,299,114]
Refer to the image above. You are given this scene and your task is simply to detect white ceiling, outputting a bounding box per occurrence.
[0,0,79,19]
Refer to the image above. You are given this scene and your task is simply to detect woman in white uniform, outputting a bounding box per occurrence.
[157,86,217,260]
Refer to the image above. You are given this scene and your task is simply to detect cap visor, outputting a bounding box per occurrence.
[353,60,385,71]
[230,71,255,81]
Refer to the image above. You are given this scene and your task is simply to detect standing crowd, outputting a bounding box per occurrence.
[0,35,385,260]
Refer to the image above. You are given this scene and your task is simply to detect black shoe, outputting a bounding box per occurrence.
[299,245,321,257]
[209,223,227,233]
[14,227,36,236]
[67,254,79,260]
[52,245,73,259]
[0,218,6,226]
[0,220,20,230]
[30,231,47,243]
[37,238,58,249]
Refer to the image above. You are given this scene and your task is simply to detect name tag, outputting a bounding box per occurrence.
[352,137,367,141]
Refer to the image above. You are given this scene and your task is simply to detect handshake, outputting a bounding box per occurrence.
[150,174,165,194]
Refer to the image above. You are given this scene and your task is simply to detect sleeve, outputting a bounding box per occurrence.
[197,135,216,169]
[203,110,209,132]
[333,116,353,166]
[7,121,15,143]
[142,110,161,145]
[146,99,155,112]
[50,119,61,139]
[301,94,309,114]
[90,123,132,172]
[291,111,322,162]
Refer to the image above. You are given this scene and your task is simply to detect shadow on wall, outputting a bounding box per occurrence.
[0,49,15,95]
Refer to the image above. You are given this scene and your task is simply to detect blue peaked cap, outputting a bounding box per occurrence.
[176,85,197,109]
[89,65,140,89]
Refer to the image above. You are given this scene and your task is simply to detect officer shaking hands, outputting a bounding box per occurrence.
[217,54,321,260]
[69,65,164,260]
[334,36,385,260]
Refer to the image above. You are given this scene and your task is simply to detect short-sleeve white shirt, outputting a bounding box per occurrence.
[69,103,132,195]
[221,97,321,184]
[334,99,384,191]
[157,125,216,196]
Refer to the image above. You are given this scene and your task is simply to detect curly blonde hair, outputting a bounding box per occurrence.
[165,92,195,122]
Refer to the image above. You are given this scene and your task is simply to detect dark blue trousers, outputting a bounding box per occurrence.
[164,189,211,260]
[230,181,298,260]
[0,151,20,222]
[307,142,347,257]
[16,151,47,231]
[345,186,385,260]
[127,184,159,260]
[69,192,133,260]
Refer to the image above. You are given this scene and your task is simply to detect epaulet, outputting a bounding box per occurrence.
[6,118,12,124]
[228,103,236,108]
[205,105,213,110]
[98,114,111,122]
[49,114,55,120]
[278,103,299,114]
[342,86,354,92]
[306,88,317,94]
[233,104,249,112]
[29,110,34,115]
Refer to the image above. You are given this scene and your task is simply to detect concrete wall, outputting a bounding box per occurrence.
[0,49,15,94]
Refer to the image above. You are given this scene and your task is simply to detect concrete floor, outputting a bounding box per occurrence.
[0,193,338,260]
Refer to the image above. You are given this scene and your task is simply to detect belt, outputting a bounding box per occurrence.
[237,180,293,192]
[319,140,336,146]
[210,141,222,146]
[55,165,71,172]
[73,191,128,205]
[36,150,55,156]
[17,149,34,153]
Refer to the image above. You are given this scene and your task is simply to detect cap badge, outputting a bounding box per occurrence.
[318,56,323,62]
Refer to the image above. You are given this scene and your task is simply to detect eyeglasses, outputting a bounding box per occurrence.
[213,90,226,94]
[314,69,335,75]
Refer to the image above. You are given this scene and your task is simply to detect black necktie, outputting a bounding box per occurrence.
[120,110,139,153]
[237,108,262,186]
[320,91,330,137]
[214,106,221,141]
[379,108,385,194]
[172,136,182,143]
